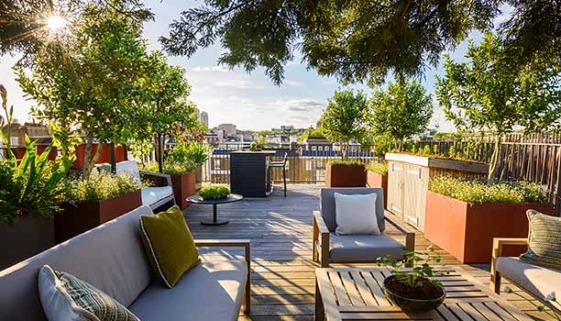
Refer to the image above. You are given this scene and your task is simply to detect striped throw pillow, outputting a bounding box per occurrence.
[520,210,561,269]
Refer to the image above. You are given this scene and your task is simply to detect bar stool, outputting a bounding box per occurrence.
[268,152,288,197]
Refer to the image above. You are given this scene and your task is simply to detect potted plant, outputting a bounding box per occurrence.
[425,176,553,263]
[0,140,71,269]
[366,161,388,205]
[325,159,366,187]
[377,246,446,312]
[55,172,144,243]
[198,185,230,200]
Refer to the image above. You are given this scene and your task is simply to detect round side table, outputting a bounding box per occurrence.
[186,194,243,226]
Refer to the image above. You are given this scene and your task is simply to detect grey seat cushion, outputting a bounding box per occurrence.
[497,257,561,310]
[0,205,155,321]
[329,234,404,263]
[320,188,385,232]
[129,260,248,321]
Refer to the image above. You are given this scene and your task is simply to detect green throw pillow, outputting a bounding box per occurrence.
[520,210,561,269]
[140,206,200,288]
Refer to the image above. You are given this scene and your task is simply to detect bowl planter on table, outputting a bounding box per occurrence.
[325,163,366,187]
[55,189,142,243]
[170,171,196,210]
[0,215,55,270]
[382,275,446,312]
[424,191,553,263]
[366,170,388,207]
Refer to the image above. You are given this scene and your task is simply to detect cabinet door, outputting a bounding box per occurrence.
[387,162,405,218]
[402,165,429,230]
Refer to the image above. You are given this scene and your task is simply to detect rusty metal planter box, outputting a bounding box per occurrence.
[424,191,554,263]
[366,170,388,208]
[326,164,366,187]
[171,171,196,210]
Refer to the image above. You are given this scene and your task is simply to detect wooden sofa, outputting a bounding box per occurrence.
[0,205,251,321]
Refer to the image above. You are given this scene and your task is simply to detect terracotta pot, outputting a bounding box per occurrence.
[366,170,388,207]
[55,189,142,243]
[326,164,366,187]
[171,171,197,210]
[0,215,55,270]
[424,191,554,263]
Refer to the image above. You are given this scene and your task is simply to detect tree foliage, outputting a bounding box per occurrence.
[319,89,368,159]
[436,32,561,181]
[367,79,433,151]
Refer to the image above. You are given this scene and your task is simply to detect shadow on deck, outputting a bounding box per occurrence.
[183,184,552,321]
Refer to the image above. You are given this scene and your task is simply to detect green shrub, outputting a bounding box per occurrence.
[167,141,211,166]
[64,172,145,203]
[366,162,388,175]
[199,185,230,200]
[142,161,195,176]
[429,176,547,204]
[328,159,364,166]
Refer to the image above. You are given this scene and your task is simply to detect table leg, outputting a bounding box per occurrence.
[201,204,229,226]
[315,279,324,321]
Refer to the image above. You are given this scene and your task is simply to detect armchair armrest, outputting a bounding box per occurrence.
[139,170,172,187]
[313,211,330,267]
[384,211,416,252]
[194,239,251,314]
[490,238,528,292]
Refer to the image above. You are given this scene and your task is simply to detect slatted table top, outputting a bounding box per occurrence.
[315,268,532,321]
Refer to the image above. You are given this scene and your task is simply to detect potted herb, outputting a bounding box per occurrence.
[366,161,388,205]
[198,185,230,200]
[0,140,71,269]
[55,172,144,243]
[377,246,446,312]
[325,159,366,187]
[425,176,552,263]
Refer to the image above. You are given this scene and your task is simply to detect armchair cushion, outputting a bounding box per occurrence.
[497,257,561,311]
[334,192,380,235]
[329,234,404,263]
[320,188,385,233]
[141,186,173,207]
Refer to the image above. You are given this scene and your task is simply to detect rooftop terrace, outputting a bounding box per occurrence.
[184,184,552,321]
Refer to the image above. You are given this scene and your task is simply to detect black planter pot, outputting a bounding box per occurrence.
[382,276,446,312]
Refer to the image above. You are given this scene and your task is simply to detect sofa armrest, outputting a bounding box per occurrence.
[313,211,330,267]
[384,211,415,252]
[194,239,251,314]
[491,238,528,280]
[139,170,172,187]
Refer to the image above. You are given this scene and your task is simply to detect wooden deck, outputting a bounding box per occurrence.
[183,184,554,321]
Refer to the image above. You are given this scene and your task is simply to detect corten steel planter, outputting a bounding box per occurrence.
[366,170,388,207]
[424,191,554,263]
[55,189,142,243]
[0,215,55,270]
[171,171,196,210]
[326,164,366,187]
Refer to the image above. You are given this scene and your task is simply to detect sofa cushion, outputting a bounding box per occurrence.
[141,186,173,206]
[116,161,142,185]
[321,188,385,233]
[520,210,561,269]
[334,192,380,235]
[140,206,200,288]
[329,234,404,263]
[129,260,248,321]
[39,265,140,321]
[0,205,154,321]
[497,257,561,311]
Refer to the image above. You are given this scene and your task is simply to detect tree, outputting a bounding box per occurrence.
[436,32,561,182]
[161,1,560,86]
[319,89,368,160]
[367,79,433,151]
[16,2,153,178]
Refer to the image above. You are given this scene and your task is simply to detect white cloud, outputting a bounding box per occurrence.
[284,79,304,87]
[214,79,264,89]
[191,65,231,73]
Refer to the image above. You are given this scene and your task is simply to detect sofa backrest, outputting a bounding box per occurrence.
[0,205,155,321]
[116,160,142,185]
[320,187,385,232]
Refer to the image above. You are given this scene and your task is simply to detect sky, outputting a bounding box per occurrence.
[0,2,510,132]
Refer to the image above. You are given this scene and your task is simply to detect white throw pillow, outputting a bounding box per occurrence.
[334,192,380,235]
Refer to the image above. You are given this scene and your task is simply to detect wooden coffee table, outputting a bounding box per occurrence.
[315,267,532,321]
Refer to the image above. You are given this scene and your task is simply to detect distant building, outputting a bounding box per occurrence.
[204,133,220,147]
[1,121,51,147]
[300,136,332,152]
[214,123,237,136]
[199,111,209,128]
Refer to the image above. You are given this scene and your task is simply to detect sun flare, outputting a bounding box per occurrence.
[46,15,67,32]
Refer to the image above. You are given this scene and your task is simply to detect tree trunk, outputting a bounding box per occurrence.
[82,134,94,177]
[487,134,502,184]
[157,133,164,173]
[110,143,117,174]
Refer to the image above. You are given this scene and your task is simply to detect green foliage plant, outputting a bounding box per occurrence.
[320,89,369,160]
[165,141,211,173]
[366,162,388,176]
[429,176,547,204]
[367,78,433,151]
[377,246,445,289]
[328,159,364,166]
[64,171,145,204]
[198,185,230,200]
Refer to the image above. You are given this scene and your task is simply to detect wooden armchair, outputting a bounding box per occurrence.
[312,188,415,267]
